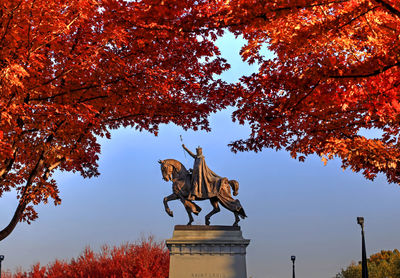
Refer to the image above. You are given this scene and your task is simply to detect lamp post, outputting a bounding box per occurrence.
[0,255,4,278]
[357,217,368,278]
[291,255,296,278]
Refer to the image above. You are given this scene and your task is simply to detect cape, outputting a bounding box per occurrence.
[191,155,220,199]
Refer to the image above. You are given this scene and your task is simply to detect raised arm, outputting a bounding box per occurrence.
[182,144,196,158]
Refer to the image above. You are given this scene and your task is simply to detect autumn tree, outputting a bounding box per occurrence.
[3,0,400,242]
[0,0,232,241]
[335,249,400,278]
[212,0,400,184]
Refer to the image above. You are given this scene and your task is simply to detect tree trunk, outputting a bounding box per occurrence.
[0,201,26,241]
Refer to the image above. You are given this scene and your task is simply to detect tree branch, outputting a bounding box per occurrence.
[0,150,44,241]
[30,15,81,54]
[0,1,23,47]
[337,6,378,30]
[329,61,400,79]
[0,148,17,181]
[290,80,321,112]
[373,0,400,18]
[0,119,64,241]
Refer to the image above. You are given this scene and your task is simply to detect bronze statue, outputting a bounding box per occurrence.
[159,145,247,226]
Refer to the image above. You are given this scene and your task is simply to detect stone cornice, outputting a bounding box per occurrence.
[167,241,250,255]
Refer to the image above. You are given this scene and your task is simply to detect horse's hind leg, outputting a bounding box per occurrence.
[233,212,240,227]
[205,198,220,226]
[217,199,241,227]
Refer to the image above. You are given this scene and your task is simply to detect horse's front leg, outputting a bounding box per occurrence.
[185,207,194,226]
[163,194,178,217]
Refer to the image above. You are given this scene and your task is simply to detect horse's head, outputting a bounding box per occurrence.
[158,160,173,182]
[159,159,188,182]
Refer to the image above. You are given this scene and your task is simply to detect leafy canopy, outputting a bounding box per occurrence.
[224,0,400,184]
[2,0,400,240]
[0,0,231,240]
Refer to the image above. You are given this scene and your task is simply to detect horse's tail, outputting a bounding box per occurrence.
[228,180,239,196]
[238,207,247,219]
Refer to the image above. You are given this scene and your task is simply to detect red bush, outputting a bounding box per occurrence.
[3,238,169,278]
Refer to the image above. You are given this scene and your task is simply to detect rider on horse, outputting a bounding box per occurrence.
[182,144,220,200]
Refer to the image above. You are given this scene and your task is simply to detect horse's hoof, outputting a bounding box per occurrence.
[205,218,210,226]
[233,222,239,227]
[187,222,192,226]
[166,210,173,217]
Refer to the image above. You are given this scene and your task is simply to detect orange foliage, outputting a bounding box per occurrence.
[3,0,400,241]
[0,0,231,240]
[2,238,169,278]
[218,0,400,184]
[336,249,400,277]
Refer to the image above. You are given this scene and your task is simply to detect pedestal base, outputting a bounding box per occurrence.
[166,225,250,278]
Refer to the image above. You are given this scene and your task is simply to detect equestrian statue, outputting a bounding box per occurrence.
[159,144,247,226]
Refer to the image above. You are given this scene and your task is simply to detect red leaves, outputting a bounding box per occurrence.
[3,238,169,278]
[20,206,38,224]
[2,0,400,241]
[0,0,234,236]
[391,99,400,112]
[223,0,400,184]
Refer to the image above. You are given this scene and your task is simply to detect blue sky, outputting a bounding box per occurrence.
[1,32,400,278]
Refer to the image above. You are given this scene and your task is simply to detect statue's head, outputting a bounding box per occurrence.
[196,146,203,156]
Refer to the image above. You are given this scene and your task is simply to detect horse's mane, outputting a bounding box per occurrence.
[163,159,189,175]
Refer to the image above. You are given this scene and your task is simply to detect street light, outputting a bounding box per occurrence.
[0,255,4,278]
[291,255,296,278]
[357,217,369,278]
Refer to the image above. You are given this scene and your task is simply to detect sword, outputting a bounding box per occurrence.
[180,135,186,158]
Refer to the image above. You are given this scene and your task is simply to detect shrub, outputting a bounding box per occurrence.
[3,238,169,278]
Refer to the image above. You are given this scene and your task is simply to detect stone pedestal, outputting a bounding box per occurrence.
[166,225,250,278]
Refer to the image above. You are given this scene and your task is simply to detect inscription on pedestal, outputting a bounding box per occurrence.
[191,273,227,278]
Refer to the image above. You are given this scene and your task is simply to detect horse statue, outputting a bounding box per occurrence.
[159,158,247,226]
